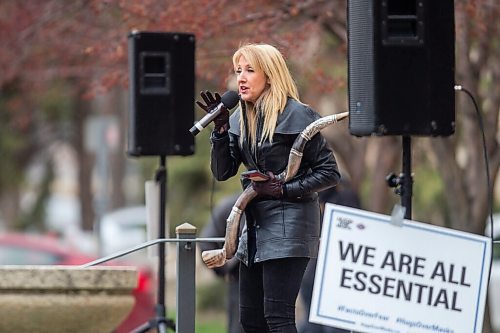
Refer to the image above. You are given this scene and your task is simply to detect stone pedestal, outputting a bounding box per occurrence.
[0,265,137,333]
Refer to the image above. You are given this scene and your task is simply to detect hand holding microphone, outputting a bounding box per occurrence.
[197,91,229,133]
[190,90,239,136]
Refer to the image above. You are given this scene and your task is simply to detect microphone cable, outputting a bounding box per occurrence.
[454,84,495,285]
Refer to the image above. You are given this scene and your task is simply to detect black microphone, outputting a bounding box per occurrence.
[190,91,240,136]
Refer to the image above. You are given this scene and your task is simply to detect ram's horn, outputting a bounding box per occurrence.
[202,112,349,268]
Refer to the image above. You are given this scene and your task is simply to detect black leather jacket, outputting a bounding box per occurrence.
[210,98,340,266]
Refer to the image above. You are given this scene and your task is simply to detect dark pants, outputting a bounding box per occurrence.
[298,258,350,333]
[239,257,309,333]
[227,277,245,333]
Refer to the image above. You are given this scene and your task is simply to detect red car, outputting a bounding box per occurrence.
[0,232,156,333]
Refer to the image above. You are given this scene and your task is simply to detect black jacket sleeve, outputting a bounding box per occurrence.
[282,133,341,198]
[210,131,242,181]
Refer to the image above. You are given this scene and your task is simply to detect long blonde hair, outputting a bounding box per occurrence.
[232,43,301,149]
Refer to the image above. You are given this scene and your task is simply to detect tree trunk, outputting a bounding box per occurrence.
[110,89,127,210]
[73,90,95,231]
[0,187,20,230]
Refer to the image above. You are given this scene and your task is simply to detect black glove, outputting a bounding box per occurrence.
[196,91,230,134]
[252,171,283,199]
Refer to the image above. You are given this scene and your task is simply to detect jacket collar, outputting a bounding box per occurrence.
[228,98,320,136]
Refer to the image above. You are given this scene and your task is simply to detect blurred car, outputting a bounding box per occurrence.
[100,206,151,261]
[0,232,155,333]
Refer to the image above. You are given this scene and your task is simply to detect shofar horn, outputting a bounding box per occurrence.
[202,112,349,268]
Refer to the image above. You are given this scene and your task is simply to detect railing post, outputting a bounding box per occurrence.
[175,223,197,333]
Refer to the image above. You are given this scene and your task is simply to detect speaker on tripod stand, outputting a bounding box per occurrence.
[127,31,196,333]
[347,0,455,219]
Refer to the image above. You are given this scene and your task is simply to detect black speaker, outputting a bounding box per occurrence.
[348,0,455,137]
[128,31,195,156]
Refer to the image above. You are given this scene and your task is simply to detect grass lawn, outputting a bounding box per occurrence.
[196,310,226,332]
[166,309,226,333]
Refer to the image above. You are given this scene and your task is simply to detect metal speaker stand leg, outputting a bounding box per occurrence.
[131,155,175,333]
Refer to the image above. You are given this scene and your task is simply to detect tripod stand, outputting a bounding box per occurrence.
[132,155,175,333]
[386,136,413,220]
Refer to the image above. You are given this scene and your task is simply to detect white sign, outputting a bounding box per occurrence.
[310,204,492,333]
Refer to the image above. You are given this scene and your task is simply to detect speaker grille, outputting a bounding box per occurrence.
[128,32,195,156]
[348,0,455,137]
[348,0,376,136]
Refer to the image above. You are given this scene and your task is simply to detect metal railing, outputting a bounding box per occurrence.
[81,223,224,333]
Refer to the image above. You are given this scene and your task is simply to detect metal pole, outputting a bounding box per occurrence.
[156,155,168,332]
[401,136,413,219]
[80,237,224,268]
[176,223,197,333]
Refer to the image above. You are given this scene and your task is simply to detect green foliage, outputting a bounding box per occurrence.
[130,126,244,236]
[197,278,227,311]
[0,78,77,230]
[36,82,73,123]
[166,308,226,332]
[0,128,25,188]
[16,159,55,232]
[412,165,449,226]
[0,86,28,189]
[195,316,226,333]
[165,128,244,234]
